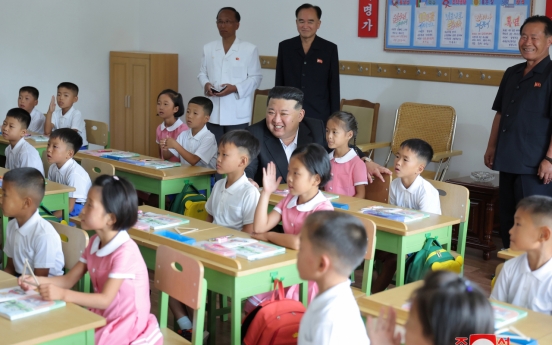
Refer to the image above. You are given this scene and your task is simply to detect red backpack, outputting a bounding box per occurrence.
[242,280,306,345]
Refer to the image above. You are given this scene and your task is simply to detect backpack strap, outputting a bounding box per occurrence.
[270,279,285,301]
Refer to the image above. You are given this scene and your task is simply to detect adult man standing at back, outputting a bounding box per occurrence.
[198,7,262,141]
[275,3,339,123]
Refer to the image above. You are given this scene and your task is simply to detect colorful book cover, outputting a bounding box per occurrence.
[0,287,38,303]
[0,291,65,320]
[233,242,286,261]
[360,206,430,223]
[79,150,108,157]
[217,238,258,249]
[101,152,140,160]
[491,302,528,329]
[26,135,49,142]
[143,161,181,169]
[134,212,189,230]
[194,241,237,258]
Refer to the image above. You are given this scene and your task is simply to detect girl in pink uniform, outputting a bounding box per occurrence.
[247,143,334,312]
[19,175,162,345]
[156,89,188,162]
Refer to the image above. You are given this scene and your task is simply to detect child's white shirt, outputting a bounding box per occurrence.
[5,138,44,176]
[48,158,92,203]
[28,108,45,134]
[169,126,217,169]
[298,280,370,345]
[50,106,88,146]
[491,253,552,315]
[205,173,260,230]
[4,211,64,276]
[389,175,441,214]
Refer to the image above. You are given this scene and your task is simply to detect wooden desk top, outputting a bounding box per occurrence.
[74,151,215,180]
[0,168,75,195]
[0,136,48,149]
[0,271,105,345]
[497,249,524,260]
[357,281,552,341]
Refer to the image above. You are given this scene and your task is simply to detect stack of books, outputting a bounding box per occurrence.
[360,206,430,222]
[0,287,65,320]
[195,238,286,261]
[134,212,189,231]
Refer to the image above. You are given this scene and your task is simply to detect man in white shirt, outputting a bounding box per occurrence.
[198,7,262,141]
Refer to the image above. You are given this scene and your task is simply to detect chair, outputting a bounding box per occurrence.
[365,174,392,203]
[340,99,385,158]
[81,158,115,182]
[41,150,52,178]
[84,120,110,148]
[155,245,207,345]
[427,180,470,276]
[363,102,462,181]
[491,262,504,291]
[49,221,90,292]
[251,89,270,125]
[351,218,377,299]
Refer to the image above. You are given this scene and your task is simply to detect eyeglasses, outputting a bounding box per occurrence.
[216,20,235,26]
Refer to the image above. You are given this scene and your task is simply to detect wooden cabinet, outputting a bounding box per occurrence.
[109,51,178,156]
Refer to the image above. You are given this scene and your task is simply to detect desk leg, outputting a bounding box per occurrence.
[62,193,70,223]
[395,240,407,287]
[207,291,218,345]
[2,215,7,267]
[231,294,241,345]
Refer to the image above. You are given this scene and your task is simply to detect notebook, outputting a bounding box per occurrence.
[360,206,430,222]
[26,135,49,142]
[134,212,189,230]
[0,287,65,320]
[101,151,140,160]
[491,302,528,329]
[195,239,286,260]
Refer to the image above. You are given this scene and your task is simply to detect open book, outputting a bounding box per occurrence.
[0,287,65,320]
[492,302,528,329]
[26,135,49,142]
[360,206,430,222]
[101,151,140,160]
[134,212,189,230]
[195,239,286,261]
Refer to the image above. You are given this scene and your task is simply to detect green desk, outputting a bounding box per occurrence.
[0,136,48,158]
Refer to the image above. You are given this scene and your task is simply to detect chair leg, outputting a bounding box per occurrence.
[219,294,229,322]
[158,291,169,329]
[361,259,374,296]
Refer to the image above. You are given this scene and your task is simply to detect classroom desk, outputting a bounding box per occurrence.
[74,151,215,210]
[0,271,105,345]
[356,281,552,342]
[72,205,307,345]
[0,136,48,158]
[497,249,523,260]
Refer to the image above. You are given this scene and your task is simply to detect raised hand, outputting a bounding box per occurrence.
[262,162,282,194]
[48,96,56,114]
[366,307,401,345]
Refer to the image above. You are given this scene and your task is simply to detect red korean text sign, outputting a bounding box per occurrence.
[359,0,379,37]
[547,0,552,20]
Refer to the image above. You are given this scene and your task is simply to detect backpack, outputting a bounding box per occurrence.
[169,183,208,221]
[242,279,305,345]
[404,233,456,284]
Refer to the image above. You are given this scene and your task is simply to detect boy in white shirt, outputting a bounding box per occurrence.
[3,168,64,277]
[161,96,217,169]
[46,128,92,218]
[17,86,44,134]
[491,195,552,314]
[44,82,88,148]
[297,211,370,345]
[2,108,44,176]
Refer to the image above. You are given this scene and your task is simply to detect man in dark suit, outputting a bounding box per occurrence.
[275,3,339,123]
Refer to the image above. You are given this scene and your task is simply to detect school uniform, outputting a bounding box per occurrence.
[389,175,441,215]
[4,211,64,276]
[5,138,45,176]
[48,158,92,216]
[298,280,370,345]
[28,108,45,134]
[325,149,368,196]
[169,126,217,169]
[156,118,188,162]
[205,173,260,230]
[50,106,88,146]
[81,231,163,345]
[491,253,552,315]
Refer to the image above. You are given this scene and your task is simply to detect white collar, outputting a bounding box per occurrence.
[15,211,42,236]
[160,118,183,132]
[215,37,241,52]
[399,174,423,193]
[279,129,299,149]
[10,137,26,151]
[223,173,248,195]
[329,148,357,163]
[286,190,328,211]
[312,280,352,305]
[59,107,75,117]
[57,158,76,174]
[521,253,552,281]
[189,125,209,141]
[90,231,131,257]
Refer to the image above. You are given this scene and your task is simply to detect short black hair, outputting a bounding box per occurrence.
[412,271,494,344]
[517,195,552,226]
[19,86,39,100]
[219,130,260,163]
[217,7,241,22]
[400,138,434,166]
[328,111,358,145]
[50,128,83,154]
[188,96,213,116]
[4,167,45,205]
[58,82,79,96]
[291,143,332,188]
[6,108,31,129]
[267,86,304,110]
[93,175,138,231]
[304,212,367,276]
[295,3,322,19]
[158,89,185,118]
[520,15,552,36]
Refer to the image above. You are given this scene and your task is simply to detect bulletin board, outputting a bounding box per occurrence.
[385,0,533,55]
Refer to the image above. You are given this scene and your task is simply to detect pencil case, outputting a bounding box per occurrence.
[331,202,349,210]
[154,230,196,245]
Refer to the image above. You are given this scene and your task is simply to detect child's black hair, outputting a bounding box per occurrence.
[291,143,332,188]
[157,89,185,118]
[50,128,83,153]
[6,108,31,129]
[93,175,138,231]
[412,271,494,344]
[304,211,367,276]
[517,195,552,225]
[217,7,241,22]
[400,138,434,166]
[219,130,260,162]
[19,86,39,100]
[57,82,79,96]
[328,111,358,146]
[4,167,45,205]
[188,96,214,116]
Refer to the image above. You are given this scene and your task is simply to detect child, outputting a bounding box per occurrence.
[249,143,333,310]
[46,128,92,218]
[324,111,368,198]
[2,108,45,175]
[491,195,552,314]
[297,211,370,345]
[44,82,88,148]
[367,271,494,345]
[18,86,45,134]
[161,96,217,169]
[18,175,162,345]
[156,89,188,162]
[3,168,64,277]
